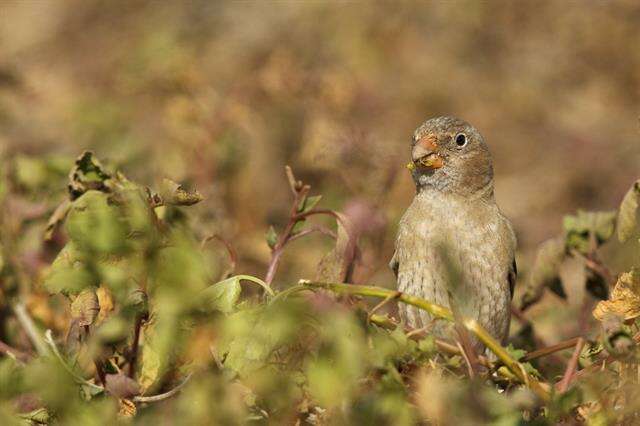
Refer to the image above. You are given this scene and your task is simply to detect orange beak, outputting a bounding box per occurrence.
[406,135,444,171]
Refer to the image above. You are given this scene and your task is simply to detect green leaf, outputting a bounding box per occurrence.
[14,155,50,190]
[95,316,130,345]
[13,154,70,192]
[306,313,365,408]
[417,335,436,354]
[201,276,242,313]
[43,242,96,294]
[265,225,278,249]
[505,344,526,361]
[617,179,640,243]
[138,336,161,393]
[563,210,616,254]
[505,345,541,378]
[159,178,203,206]
[17,407,51,424]
[297,194,322,213]
[68,151,113,199]
[65,190,128,255]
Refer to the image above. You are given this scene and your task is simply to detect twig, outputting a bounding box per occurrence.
[94,359,106,386]
[368,315,494,369]
[0,339,31,362]
[264,178,310,285]
[268,284,314,304]
[133,373,193,403]
[406,320,438,338]
[511,306,552,350]
[556,337,586,393]
[568,331,640,387]
[522,337,582,362]
[455,324,481,378]
[13,303,49,357]
[367,293,400,323]
[571,249,615,286]
[44,330,104,392]
[435,339,462,356]
[456,341,476,379]
[300,282,453,322]
[285,165,300,196]
[286,226,336,244]
[128,315,145,378]
[435,339,491,370]
[264,167,357,286]
[202,234,238,277]
[301,280,550,401]
[292,208,343,223]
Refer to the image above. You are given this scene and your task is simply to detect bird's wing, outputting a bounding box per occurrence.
[389,251,399,279]
[508,258,517,301]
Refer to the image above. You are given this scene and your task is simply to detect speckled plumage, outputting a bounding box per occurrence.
[390,116,516,348]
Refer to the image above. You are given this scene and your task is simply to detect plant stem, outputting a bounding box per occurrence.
[133,373,193,403]
[202,234,238,278]
[44,330,103,392]
[236,275,274,296]
[522,337,582,362]
[300,280,453,321]
[301,280,550,401]
[0,339,30,362]
[264,181,309,286]
[556,337,586,393]
[13,303,49,357]
[128,315,144,378]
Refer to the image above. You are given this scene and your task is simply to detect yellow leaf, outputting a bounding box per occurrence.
[617,179,640,243]
[118,398,136,417]
[315,213,355,283]
[96,285,114,324]
[593,269,640,322]
[138,325,161,393]
[70,288,99,327]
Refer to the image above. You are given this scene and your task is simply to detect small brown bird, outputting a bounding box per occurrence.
[390,116,516,349]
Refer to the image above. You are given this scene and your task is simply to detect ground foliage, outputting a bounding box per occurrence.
[0,151,639,425]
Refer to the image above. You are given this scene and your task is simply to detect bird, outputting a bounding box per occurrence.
[389,116,516,350]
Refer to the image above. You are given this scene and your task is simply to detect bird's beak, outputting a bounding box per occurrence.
[406,135,444,171]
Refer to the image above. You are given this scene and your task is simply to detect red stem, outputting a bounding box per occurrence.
[0,339,31,362]
[521,337,582,362]
[556,337,586,393]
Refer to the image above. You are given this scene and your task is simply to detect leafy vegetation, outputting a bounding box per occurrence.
[1,2,640,424]
[0,151,639,425]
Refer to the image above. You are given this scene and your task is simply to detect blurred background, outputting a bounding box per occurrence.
[1,1,639,335]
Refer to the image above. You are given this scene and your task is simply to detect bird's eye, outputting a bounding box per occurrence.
[455,133,467,147]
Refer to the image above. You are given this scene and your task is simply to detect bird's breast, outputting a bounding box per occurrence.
[395,192,513,343]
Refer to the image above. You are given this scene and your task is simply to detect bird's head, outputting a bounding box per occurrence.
[407,116,494,197]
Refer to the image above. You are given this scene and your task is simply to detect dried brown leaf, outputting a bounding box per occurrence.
[118,398,137,417]
[44,199,71,241]
[315,213,356,283]
[96,285,114,324]
[160,178,203,206]
[593,269,640,322]
[70,288,100,327]
[617,179,640,242]
[520,237,566,310]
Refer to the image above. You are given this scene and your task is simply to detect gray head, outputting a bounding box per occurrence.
[408,116,494,197]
